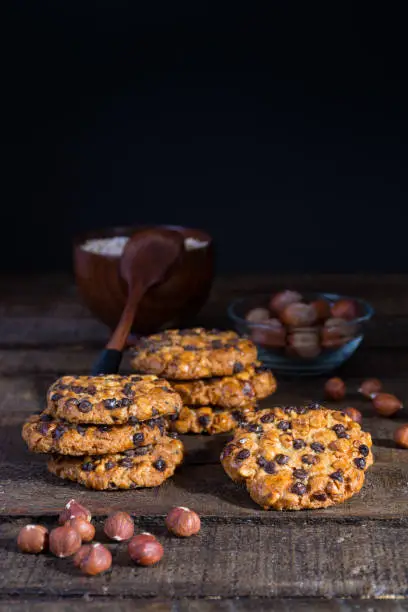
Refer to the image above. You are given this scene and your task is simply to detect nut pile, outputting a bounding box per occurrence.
[130,328,277,435]
[21,374,184,490]
[17,498,201,575]
[246,290,361,359]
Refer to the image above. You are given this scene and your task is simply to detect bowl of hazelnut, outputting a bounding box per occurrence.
[228,290,374,376]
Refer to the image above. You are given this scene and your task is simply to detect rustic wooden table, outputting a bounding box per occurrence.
[1,273,408,612]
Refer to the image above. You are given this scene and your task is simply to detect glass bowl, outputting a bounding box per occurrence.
[228,292,374,376]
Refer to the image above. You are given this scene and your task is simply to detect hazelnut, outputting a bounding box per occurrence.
[343,407,363,425]
[373,393,402,417]
[331,299,358,320]
[104,511,134,541]
[165,506,201,537]
[324,377,346,400]
[394,424,408,449]
[74,543,112,575]
[59,499,91,525]
[321,318,353,349]
[250,318,286,348]
[128,533,164,566]
[49,525,82,558]
[269,290,303,313]
[358,378,382,399]
[310,299,331,321]
[245,307,270,323]
[280,302,317,327]
[17,524,48,554]
[286,330,320,359]
[67,517,95,542]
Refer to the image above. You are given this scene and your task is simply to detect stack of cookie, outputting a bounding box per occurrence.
[22,374,184,490]
[130,328,277,434]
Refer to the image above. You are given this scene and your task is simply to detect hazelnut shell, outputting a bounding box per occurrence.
[59,499,91,525]
[128,534,164,566]
[74,543,112,575]
[49,525,82,558]
[104,511,134,541]
[17,525,49,554]
[165,506,201,537]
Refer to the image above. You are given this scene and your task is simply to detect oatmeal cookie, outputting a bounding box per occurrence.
[171,362,276,408]
[22,413,167,456]
[169,404,258,435]
[220,404,373,510]
[130,328,257,379]
[47,435,184,490]
[44,374,182,424]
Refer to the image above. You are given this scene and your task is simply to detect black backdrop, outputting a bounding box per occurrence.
[4,2,408,273]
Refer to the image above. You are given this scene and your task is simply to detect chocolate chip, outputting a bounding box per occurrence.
[247,423,263,434]
[38,422,50,435]
[108,482,117,489]
[359,444,369,457]
[105,461,115,470]
[231,410,246,424]
[330,470,343,482]
[236,449,250,461]
[82,461,95,472]
[120,398,131,408]
[168,413,178,422]
[332,424,349,439]
[257,456,276,474]
[277,420,290,431]
[222,444,235,458]
[211,340,223,349]
[354,457,366,470]
[65,398,79,408]
[133,432,145,445]
[284,406,296,414]
[260,413,275,424]
[119,457,134,468]
[312,493,327,501]
[233,362,245,374]
[40,414,53,422]
[306,402,321,410]
[87,385,97,395]
[51,393,62,402]
[275,454,289,465]
[123,384,135,398]
[198,415,211,427]
[98,425,111,433]
[293,468,308,480]
[242,382,254,397]
[293,439,306,449]
[130,375,142,382]
[76,425,86,436]
[183,344,197,350]
[301,454,319,465]
[128,415,139,424]
[153,458,166,471]
[52,425,66,440]
[291,482,307,495]
[310,442,325,453]
[151,408,159,417]
[78,400,92,413]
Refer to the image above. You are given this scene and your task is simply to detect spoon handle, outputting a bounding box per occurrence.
[91,348,123,375]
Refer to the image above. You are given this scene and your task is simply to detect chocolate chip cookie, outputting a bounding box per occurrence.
[169,404,258,435]
[171,362,276,408]
[47,436,184,490]
[220,404,373,510]
[44,374,182,424]
[130,328,257,379]
[22,412,167,456]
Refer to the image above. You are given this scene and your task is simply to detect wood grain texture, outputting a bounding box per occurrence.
[2,273,408,605]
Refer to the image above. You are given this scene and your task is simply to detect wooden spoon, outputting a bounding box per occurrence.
[92,228,183,375]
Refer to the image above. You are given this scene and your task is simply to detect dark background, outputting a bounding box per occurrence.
[4,2,408,273]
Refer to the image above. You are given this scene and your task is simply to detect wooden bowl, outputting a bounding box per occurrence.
[73,225,214,335]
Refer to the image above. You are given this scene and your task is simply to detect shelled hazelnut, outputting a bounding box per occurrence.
[331,299,358,320]
[394,424,408,449]
[245,307,270,323]
[128,533,164,566]
[372,393,402,417]
[58,499,91,525]
[287,330,321,359]
[359,378,382,399]
[67,517,95,542]
[343,407,363,425]
[104,511,134,541]
[269,290,302,314]
[165,506,201,537]
[17,525,48,554]
[250,318,286,348]
[74,543,112,575]
[49,525,82,558]
[280,303,317,327]
[325,377,346,401]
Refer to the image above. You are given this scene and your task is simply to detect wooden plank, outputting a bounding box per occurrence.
[1,519,408,599]
[0,599,406,612]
